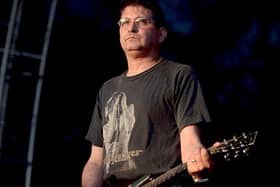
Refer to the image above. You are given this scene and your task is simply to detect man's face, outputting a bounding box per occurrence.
[118,5,162,57]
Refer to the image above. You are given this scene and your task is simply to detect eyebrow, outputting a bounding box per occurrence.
[120,16,149,20]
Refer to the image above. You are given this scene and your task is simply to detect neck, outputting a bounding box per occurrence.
[126,55,162,76]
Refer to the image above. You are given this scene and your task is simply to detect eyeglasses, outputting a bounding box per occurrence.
[117,17,154,29]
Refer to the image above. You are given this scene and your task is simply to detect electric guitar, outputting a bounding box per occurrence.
[128,130,258,187]
[104,130,258,187]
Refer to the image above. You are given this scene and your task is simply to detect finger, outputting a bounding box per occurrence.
[194,150,205,170]
[213,141,222,147]
[201,147,212,168]
[187,158,201,178]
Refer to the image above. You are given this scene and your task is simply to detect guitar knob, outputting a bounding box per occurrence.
[223,153,231,161]
[242,148,249,156]
[234,150,240,158]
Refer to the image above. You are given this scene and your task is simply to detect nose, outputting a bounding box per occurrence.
[127,21,138,32]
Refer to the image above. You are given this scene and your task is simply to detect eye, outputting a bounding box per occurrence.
[118,18,130,27]
[135,17,149,26]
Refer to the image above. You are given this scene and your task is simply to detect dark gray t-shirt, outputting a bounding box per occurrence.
[85,59,211,180]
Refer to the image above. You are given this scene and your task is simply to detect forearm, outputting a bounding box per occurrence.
[180,125,204,162]
[180,124,213,183]
[82,161,104,187]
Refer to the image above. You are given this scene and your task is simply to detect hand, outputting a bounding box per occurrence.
[186,146,213,183]
[180,125,221,183]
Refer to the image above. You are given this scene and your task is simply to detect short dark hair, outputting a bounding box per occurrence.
[119,0,166,28]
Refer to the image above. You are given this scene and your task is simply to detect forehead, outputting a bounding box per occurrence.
[121,5,153,18]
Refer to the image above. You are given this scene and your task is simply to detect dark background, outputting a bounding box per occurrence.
[0,0,275,186]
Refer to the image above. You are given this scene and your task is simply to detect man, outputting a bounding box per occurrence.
[82,0,215,186]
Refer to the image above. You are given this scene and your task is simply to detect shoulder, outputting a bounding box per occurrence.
[161,59,196,77]
[163,58,193,70]
[98,73,124,92]
[104,74,123,84]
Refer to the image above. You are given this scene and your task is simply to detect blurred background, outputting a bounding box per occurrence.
[0,0,275,186]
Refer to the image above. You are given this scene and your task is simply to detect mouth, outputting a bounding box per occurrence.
[126,37,137,41]
[125,35,139,41]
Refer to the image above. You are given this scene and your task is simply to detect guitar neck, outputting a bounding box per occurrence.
[142,144,221,187]
[142,163,187,187]
[130,130,258,187]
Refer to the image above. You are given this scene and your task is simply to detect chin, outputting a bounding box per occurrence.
[125,47,143,52]
[125,50,144,57]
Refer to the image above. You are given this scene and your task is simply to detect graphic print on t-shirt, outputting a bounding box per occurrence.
[103,92,141,173]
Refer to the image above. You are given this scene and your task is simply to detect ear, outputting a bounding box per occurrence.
[158,27,167,43]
